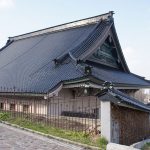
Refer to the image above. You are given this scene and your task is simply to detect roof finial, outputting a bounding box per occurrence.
[109,11,114,16]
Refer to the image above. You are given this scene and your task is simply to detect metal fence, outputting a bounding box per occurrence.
[0,92,100,134]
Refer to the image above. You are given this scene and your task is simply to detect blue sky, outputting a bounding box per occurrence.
[0,0,150,79]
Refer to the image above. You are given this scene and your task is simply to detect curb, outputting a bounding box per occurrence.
[0,121,99,150]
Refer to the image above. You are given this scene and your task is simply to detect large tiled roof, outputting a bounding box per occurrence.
[0,23,97,93]
[0,12,149,93]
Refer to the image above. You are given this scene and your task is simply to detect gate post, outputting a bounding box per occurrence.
[101,101,112,142]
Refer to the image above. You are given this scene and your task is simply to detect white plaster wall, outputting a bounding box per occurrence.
[15,104,22,112]
[0,99,47,115]
[34,102,47,115]
[4,103,10,111]
[101,101,111,142]
[0,88,100,117]
[47,96,100,116]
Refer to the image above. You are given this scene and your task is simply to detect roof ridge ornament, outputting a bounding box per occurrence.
[102,81,114,90]
[108,11,114,16]
[53,53,70,66]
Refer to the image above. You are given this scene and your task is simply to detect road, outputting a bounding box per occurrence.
[0,123,84,150]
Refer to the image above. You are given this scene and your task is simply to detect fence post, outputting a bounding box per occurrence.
[101,101,112,142]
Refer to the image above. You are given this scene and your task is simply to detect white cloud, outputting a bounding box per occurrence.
[0,0,15,9]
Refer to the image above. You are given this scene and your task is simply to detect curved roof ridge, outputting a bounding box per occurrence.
[9,11,114,41]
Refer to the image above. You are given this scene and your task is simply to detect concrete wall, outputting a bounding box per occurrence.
[111,103,150,145]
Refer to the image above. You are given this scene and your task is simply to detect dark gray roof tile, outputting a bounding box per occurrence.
[98,88,150,112]
[70,21,112,59]
[0,24,96,92]
[92,66,150,87]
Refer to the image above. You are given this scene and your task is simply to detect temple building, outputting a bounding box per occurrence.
[0,11,150,145]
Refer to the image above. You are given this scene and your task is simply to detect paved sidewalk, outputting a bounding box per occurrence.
[0,123,84,150]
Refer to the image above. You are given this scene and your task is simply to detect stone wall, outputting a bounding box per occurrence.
[111,103,150,145]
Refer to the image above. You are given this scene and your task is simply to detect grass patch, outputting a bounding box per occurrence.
[0,112,10,121]
[0,112,107,149]
[142,143,150,150]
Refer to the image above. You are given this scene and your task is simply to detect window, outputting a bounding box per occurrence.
[10,104,15,111]
[23,105,29,112]
[0,103,4,110]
